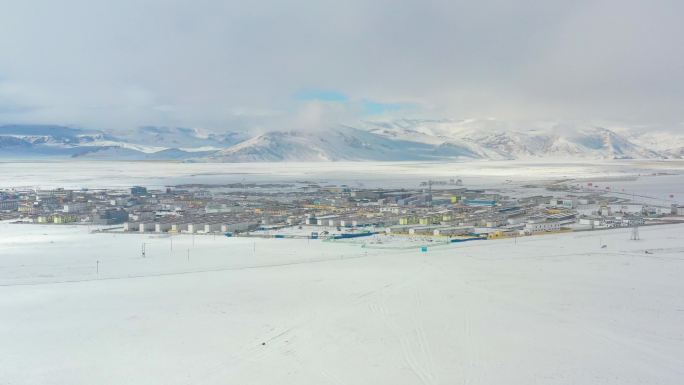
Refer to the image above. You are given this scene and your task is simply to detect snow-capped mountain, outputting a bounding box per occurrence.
[626,130,684,159]
[0,120,680,161]
[111,126,247,150]
[0,125,240,160]
[0,125,110,158]
[359,119,663,160]
[205,126,477,162]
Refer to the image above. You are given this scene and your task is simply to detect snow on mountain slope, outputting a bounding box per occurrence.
[78,139,166,154]
[0,125,113,158]
[204,126,479,162]
[359,119,666,160]
[0,121,679,161]
[0,125,233,160]
[71,146,216,160]
[110,126,247,149]
[628,131,684,158]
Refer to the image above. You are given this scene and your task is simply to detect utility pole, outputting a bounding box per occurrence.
[141,243,146,258]
[631,220,640,241]
[96,260,99,276]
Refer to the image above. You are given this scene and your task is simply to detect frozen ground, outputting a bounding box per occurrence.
[2,159,684,189]
[1,222,684,384]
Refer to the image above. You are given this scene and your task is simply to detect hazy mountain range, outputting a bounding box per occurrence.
[1,120,682,162]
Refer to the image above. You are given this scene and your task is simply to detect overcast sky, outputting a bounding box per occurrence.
[0,0,682,132]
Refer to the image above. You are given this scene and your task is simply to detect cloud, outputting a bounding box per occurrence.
[295,89,349,103]
[361,100,413,116]
[0,0,682,132]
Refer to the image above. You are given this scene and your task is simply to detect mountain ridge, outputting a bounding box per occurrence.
[0,120,681,161]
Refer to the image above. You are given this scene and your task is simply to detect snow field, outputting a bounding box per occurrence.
[1,223,683,384]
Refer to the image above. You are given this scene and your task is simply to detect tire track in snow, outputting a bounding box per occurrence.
[412,288,438,385]
[369,287,438,385]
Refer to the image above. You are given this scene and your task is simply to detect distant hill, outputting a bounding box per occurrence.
[0,121,680,161]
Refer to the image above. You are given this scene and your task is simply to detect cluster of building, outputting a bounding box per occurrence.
[0,187,129,224]
[1,181,681,239]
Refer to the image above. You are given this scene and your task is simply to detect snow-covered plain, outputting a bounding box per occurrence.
[2,222,683,384]
[2,159,684,189]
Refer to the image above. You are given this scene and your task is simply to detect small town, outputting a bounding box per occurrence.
[3,179,682,243]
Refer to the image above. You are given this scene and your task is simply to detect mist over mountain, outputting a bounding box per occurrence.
[0,120,681,162]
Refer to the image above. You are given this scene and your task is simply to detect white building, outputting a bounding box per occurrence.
[576,204,599,216]
[63,202,87,213]
[409,225,445,235]
[204,223,223,233]
[549,198,575,209]
[672,205,684,216]
[138,223,155,233]
[315,215,338,226]
[433,226,474,236]
[155,223,172,233]
[609,204,643,214]
[599,205,612,217]
[123,222,139,231]
[171,223,188,233]
[221,221,257,233]
[524,220,561,234]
